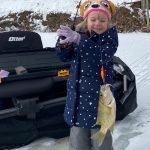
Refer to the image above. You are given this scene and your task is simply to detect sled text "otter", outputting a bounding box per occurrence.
[8,36,26,42]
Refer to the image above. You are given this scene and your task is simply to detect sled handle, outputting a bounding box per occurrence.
[118,64,127,92]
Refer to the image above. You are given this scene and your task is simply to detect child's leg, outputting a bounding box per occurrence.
[69,126,91,150]
[91,129,113,150]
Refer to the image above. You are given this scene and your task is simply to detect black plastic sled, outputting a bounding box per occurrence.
[0,31,137,148]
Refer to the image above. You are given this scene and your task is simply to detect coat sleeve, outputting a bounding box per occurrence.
[55,42,74,62]
[100,28,118,63]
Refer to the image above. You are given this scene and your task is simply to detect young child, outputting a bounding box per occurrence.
[56,0,118,149]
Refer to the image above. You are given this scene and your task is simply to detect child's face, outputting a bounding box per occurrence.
[87,11,109,34]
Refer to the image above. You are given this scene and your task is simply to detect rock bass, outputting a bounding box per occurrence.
[91,84,116,145]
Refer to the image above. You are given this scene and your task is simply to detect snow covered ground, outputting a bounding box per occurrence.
[12,32,150,150]
[0,0,139,17]
[0,0,149,149]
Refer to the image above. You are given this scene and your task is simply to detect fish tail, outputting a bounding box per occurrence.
[110,123,115,131]
[91,126,108,146]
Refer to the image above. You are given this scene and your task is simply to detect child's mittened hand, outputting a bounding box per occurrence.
[57,25,80,45]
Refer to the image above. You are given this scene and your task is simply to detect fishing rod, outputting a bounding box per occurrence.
[71,0,83,30]
[58,0,83,43]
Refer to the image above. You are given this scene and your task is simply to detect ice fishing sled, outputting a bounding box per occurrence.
[0,31,137,148]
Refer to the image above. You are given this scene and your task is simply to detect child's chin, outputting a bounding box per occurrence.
[94,30,102,35]
[94,30,106,35]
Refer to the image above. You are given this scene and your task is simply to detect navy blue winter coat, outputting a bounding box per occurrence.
[56,26,118,129]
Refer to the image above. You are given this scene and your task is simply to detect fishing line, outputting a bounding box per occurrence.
[86,31,106,84]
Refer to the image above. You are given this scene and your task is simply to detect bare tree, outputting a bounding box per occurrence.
[141,0,150,31]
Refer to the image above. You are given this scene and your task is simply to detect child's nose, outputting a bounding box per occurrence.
[95,21,101,26]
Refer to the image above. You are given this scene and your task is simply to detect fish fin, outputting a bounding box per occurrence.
[91,126,108,146]
[110,122,115,131]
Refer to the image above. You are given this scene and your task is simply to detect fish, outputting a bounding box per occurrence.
[91,84,116,145]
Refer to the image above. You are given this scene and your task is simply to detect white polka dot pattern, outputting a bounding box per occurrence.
[57,27,118,128]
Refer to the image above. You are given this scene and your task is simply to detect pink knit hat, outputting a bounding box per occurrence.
[80,0,116,20]
[84,3,111,19]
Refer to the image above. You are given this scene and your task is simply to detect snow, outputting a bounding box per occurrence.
[0,0,140,17]
[0,0,149,150]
